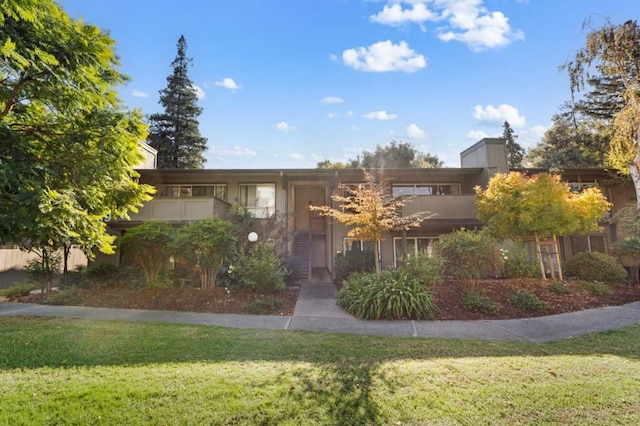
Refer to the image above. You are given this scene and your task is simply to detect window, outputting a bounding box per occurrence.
[342,238,379,253]
[393,237,438,267]
[239,183,276,218]
[155,185,227,200]
[570,235,605,254]
[392,184,460,196]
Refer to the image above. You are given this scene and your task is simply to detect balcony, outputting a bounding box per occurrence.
[401,195,477,220]
[127,197,231,222]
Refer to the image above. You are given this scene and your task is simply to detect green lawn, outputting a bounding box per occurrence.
[1,317,639,425]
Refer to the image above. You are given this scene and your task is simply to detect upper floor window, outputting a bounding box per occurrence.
[239,183,276,218]
[392,184,461,196]
[155,184,227,201]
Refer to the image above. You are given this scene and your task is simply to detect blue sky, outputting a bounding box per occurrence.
[58,0,638,169]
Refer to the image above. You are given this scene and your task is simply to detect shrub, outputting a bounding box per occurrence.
[578,280,612,297]
[25,249,62,286]
[120,220,175,287]
[460,287,500,314]
[500,243,540,279]
[0,282,37,299]
[337,269,439,320]
[563,251,627,283]
[44,286,82,305]
[335,249,375,284]
[549,281,569,294]
[231,243,286,293]
[401,252,443,287]
[85,262,119,279]
[243,297,284,314]
[434,229,500,280]
[509,292,549,313]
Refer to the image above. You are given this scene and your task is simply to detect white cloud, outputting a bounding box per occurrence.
[466,130,489,140]
[214,77,241,91]
[370,2,439,28]
[288,153,305,161]
[346,111,354,118]
[349,125,362,132]
[436,0,524,51]
[406,123,427,139]
[210,145,257,157]
[518,124,548,148]
[473,104,526,127]
[274,121,296,132]
[330,53,339,62]
[363,110,398,120]
[326,112,337,119]
[131,89,149,98]
[342,40,426,72]
[321,96,344,104]
[370,1,523,51]
[192,84,206,100]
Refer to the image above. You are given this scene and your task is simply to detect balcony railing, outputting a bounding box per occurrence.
[401,195,477,220]
[127,197,231,222]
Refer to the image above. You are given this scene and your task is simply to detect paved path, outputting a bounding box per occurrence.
[2,280,640,342]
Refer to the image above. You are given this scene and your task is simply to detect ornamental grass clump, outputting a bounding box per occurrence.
[337,269,439,320]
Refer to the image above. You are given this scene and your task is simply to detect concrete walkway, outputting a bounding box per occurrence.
[2,280,640,342]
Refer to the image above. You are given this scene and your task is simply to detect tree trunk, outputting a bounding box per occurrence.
[374,239,381,276]
[630,147,640,210]
[534,233,547,280]
[552,234,564,281]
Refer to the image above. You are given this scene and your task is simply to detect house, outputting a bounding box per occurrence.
[102,138,634,280]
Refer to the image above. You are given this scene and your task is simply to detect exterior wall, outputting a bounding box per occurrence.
[460,138,508,187]
[0,246,88,273]
[137,142,157,169]
[129,198,230,222]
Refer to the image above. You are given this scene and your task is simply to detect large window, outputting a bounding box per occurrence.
[393,237,438,267]
[155,184,227,200]
[392,184,461,196]
[239,183,276,218]
[570,235,605,254]
[342,237,379,254]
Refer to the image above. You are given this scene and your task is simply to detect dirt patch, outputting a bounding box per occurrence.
[13,278,640,320]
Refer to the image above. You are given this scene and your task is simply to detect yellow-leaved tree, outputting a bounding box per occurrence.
[309,169,430,275]
[475,172,611,280]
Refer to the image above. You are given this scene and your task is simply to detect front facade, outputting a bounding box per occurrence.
[102,138,634,280]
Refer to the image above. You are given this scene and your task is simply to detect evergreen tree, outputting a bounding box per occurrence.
[502,121,525,168]
[317,140,443,169]
[148,36,207,169]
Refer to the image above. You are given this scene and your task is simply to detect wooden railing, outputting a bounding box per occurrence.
[127,197,231,222]
[401,195,477,219]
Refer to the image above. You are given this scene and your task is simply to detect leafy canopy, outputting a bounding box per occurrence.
[0,0,154,256]
[317,141,443,169]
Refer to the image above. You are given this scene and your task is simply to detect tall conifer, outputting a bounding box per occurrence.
[148,36,207,168]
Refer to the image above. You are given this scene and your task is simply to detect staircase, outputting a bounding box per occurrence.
[292,230,311,280]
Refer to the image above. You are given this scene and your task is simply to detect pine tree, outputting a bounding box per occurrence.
[147,36,207,169]
[502,121,525,168]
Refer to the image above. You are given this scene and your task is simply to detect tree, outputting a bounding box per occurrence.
[119,221,175,287]
[309,169,429,275]
[563,20,640,207]
[0,0,154,269]
[317,141,443,169]
[502,121,525,168]
[147,36,207,169]
[475,172,611,280]
[525,111,609,168]
[173,217,236,288]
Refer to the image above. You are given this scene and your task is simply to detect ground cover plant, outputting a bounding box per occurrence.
[0,317,639,425]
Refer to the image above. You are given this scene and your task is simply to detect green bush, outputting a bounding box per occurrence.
[549,281,570,294]
[44,286,82,305]
[401,252,443,287]
[243,297,284,314]
[508,292,549,313]
[231,243,286,293]
[500,243,540,279]
[578,280,612,297]
[85,262,119,278]
[564,252,627,283]
[434,229,500,280]
[335,249,375,284]
[337,269,439,320]
[460,287,500,314]
[0,282,37,299]
[25,250,62,284]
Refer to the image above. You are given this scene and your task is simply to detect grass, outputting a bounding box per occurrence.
[1,317,639,425]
